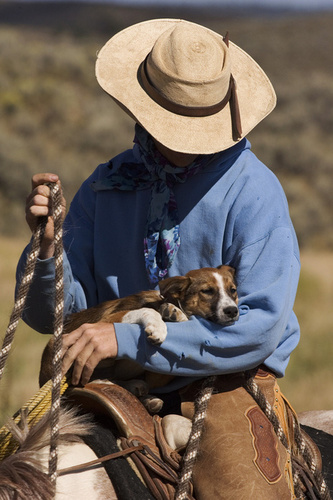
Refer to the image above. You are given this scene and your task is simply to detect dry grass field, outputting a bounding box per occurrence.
[0,234,332,425]
[279,252,333,411]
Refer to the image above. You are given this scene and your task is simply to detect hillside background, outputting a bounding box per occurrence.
[0,1,332,420]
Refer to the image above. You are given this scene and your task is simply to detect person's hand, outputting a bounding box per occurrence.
[61,322,118,386]
[25,173,66,259]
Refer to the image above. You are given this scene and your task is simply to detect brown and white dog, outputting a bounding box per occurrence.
[39,265,238,411]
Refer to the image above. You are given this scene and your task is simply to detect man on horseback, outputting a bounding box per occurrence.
[16,18,324,499]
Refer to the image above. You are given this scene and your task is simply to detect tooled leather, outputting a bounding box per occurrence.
[69,382,158,452]
[246,405,282,483]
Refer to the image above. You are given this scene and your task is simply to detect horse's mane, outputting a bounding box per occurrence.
[0,406,94,500]
[0,452,53,500]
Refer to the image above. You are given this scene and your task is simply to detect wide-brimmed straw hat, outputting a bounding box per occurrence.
[96,19,276,154]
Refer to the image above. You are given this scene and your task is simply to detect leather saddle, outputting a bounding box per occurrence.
[68,381,193,500]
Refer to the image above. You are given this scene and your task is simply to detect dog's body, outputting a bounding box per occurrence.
[40,265,238,411]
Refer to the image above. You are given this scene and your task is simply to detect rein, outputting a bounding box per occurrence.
[0,182,64,489]
[57,444,144,477]
[0,216,48,380]
[47,182,65,484]
[175,375,216,500]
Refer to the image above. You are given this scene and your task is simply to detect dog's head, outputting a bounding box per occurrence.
[159,265,239,325]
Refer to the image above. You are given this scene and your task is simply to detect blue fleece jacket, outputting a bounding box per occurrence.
[16,138,300,392]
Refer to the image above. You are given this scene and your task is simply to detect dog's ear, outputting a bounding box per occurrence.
[217,265,236,281]
[159,276,191,301]
[226,265,236,280]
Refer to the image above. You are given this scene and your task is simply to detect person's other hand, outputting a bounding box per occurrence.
[61,322,118,386]
[25,173,66,259]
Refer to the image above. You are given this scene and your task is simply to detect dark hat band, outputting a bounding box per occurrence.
[139,55,242,139]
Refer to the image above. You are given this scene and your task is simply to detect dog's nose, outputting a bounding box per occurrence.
[224,306,238,319]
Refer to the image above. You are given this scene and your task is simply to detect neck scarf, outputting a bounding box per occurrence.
[91,125,214,285]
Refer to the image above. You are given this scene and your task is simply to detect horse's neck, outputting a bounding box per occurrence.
[39,442,117,500]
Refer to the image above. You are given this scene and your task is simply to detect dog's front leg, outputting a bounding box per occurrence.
[121,308,167,344]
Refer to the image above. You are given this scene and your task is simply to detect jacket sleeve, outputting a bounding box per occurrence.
[15,178,97,334]
[115,226,300,380]
[16,249,80,334]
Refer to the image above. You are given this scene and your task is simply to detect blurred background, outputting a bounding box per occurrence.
[0,0,332,423]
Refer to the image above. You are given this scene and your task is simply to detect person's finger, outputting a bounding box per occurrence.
[61,330,86,375]
[26,184,51,206]
[61,329,85,353]
[79,345,107,386]
[31,173,59,190]
[61,324,98,382]
[25,185,52,223]
[61,323,118,385]
[71,343,95,386]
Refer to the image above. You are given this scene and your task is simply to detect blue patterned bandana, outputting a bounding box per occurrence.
[92,125,214,285]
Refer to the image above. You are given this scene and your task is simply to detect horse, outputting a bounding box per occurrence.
[299,410,333,435]
[0,399,332,499]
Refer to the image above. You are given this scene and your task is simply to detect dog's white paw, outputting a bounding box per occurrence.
[144,318,167,344]
[160,302,188,322]
[122,308,167,344]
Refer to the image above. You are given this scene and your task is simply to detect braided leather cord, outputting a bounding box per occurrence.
[0,182,65,495]
[175,375,216,500]
[0,217,47,380]
[47,183,64,484]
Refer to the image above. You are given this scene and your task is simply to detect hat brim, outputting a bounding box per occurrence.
[96,19,276,154]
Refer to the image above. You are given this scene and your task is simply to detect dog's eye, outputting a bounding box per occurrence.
[201,287,215,295]
[230,287,237,294]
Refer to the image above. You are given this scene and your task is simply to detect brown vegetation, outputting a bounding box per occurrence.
[0,2,332,248]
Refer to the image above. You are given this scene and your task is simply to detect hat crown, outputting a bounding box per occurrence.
[146,23,231,107]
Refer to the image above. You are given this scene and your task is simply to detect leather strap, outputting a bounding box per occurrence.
[139,52,242,141]
[140,55,233,118]
[68,382,158,451]
[57,444,144,476]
